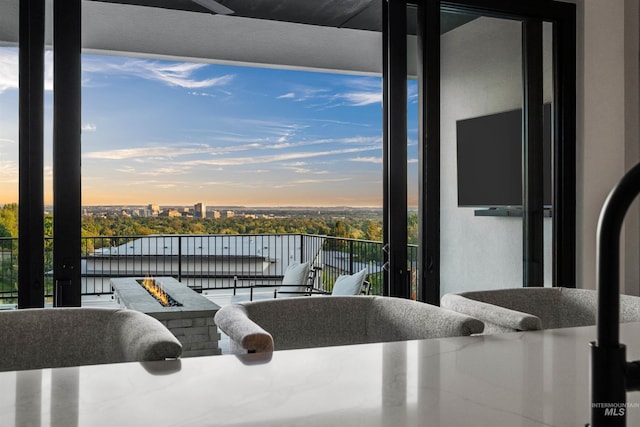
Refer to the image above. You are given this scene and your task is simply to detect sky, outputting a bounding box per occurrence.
[0,47,418,207]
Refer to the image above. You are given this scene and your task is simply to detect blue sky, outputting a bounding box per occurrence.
[0,48,418,207]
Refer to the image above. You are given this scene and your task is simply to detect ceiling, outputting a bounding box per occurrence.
[0,0,476,75]
[92,0,476,34]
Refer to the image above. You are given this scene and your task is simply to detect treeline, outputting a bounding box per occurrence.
[0,203,432,244]
[81,215,384,241]
[0,204,384,241]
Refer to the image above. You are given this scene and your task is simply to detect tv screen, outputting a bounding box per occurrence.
[456,104,551,207]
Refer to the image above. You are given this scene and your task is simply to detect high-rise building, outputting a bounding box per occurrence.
[194,202,206,218]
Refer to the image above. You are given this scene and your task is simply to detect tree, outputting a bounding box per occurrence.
[407,212,418,245]
[0,203,18,237]
[364,220,382,241]
[331,220,349,238]
[0,223,10,238]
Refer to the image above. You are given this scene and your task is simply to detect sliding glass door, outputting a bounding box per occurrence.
[384,0,575,303]
[438,12,527,297]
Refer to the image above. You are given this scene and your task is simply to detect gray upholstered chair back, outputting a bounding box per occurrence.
[0,307,182,371]
[215,296,484,354]
[441,287,640,333]
[242,296,371,350]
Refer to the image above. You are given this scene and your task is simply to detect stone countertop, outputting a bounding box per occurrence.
[2,322,640,426]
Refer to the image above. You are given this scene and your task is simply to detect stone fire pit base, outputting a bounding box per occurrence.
[111,276,221,357]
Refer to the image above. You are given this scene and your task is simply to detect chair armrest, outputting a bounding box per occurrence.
[362,280,371,295]
[214,304,274,354]
[441,294,542,331]
[110,310,183,361]
[368,297,484,341]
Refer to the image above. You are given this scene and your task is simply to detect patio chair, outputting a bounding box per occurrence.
[214,295,484,354]
[231,261,312,302]
[276,268,370,297]
[0,307,182,371]
[440,287,640,333]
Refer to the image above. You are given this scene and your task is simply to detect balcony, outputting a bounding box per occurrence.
[0,234,419,306]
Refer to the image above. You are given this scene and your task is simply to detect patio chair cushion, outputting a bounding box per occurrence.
[215,296,484,354]
[278,261,310,295]
[331,268,367,295]
[0,307,182,371]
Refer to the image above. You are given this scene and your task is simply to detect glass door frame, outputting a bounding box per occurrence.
[18,0,82,308]
[382,0,576,303]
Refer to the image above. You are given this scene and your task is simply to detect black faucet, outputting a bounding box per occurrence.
[591,162,640,426]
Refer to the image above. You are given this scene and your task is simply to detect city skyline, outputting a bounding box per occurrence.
[0,47,419,207]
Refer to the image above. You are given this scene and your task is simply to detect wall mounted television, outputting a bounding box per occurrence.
[456,103,551,208]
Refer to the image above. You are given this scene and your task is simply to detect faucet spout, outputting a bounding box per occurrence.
[591,162,640,426]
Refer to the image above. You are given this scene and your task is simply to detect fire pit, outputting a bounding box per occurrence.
[111,276,221,357]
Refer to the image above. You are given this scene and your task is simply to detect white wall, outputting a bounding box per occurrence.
[440,17,553,295]
[576,0,640,294]
[441,0,640,297]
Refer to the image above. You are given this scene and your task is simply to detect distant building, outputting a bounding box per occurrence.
[212,210,221,219]
[194,202,206,218]
[148,204,160,216]
[225,211,235,218]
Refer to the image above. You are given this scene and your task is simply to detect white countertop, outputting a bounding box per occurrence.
[2,323,640,426]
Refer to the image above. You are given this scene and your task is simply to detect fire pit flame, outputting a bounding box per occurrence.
[138,276,182,307]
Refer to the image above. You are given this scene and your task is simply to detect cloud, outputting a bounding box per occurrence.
[309,118,371,128]
[0,49,18,93]
[294,177,352,184]
[115,166,136,174]
[188,91,215,97]
[82,123,97,132]
[44,51,53,91]
[138,167,190,177]
[337,91,382,106]
[2,50,232,94]
[234,119,308,137]
[181,145,379,167]
[290,167,329,175]
[83,140,269,161]
[0,48,53,93]
[0,160,18,182]
[0,138,15,145]
[125,179,188,188]
[275,86,329,103]
[408,82,418,103]
[84,144,214,160]
[277,92,296,99]
[82,57,234,89]
[350,156,382,164]
[342,76,382,91]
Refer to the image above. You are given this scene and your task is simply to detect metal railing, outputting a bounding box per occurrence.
[0,234,418,302]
